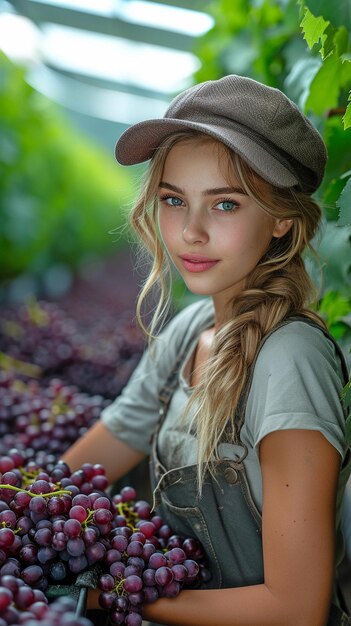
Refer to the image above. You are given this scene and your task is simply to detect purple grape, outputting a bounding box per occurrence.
[120,486,137,502]
[115,596,128,611]
[155,566,173,586]
[98,574,115,592]
[0,510,17,527]
[86,541,106,564]
[124,565,141,578]
[142,542,156,560]
[110,611,126,625]
[93,508,112,525]
[125,612,142,626]
[1,574,18,594]
[148,553,167,569]
[22,565,43,584]
[93,496,111,510]
[37,546,57,564]
[111,535,128,552]
[128,591,143,606]
[98,592,115,610]
[164,580,180,598]
[172,563,187,581]
[133,500,151,519]
[184,559,200,578]
[69,505,88,522]
[1,557,20,577]
[68,554,88,573]
[124,574,143,593]
[167,547,186,564]
[0,587,13,610]
[0,527,15,548]
[64,519,81,538]
[34,528,52,547]
[30,480,51,495]
[29,497,47,515]
[67,538,85,557]
[29,601,49,618]
[110,561,125,578]
[143,568,156,586]
[72,494,91,509]
[82,527,99,547]
[105,549,122,566]
[47,496,65,516]
[127,541,143,557]
[14,585,35,609]
[20,544,39,566]
[143,585,159,604]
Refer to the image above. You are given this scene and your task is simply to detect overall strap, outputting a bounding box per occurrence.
[232,314,350,443]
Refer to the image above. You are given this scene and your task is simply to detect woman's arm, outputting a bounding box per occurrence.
[139,429,340,626]
[61,420,146,483]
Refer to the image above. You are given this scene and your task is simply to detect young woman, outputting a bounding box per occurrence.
[62,75,351,626]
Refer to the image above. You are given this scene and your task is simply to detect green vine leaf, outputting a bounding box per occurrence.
[343,92,351,130]
[305,53,342,115]
[337,177,351,226]
[300,7,329,49]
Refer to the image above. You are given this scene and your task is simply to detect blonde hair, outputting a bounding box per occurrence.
[130,131,326,491]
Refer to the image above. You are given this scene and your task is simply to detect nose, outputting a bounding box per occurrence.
[182,214,209,245]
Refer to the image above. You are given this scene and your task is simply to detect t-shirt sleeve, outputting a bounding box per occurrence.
[100,299,210,454]
[245,321,348,457]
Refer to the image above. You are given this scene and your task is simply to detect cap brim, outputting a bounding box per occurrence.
[115,118,298,189]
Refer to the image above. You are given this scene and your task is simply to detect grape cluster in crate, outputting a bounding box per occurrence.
[0,450,210,626]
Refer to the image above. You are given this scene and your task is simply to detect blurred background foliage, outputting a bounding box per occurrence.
[0,51,133,293]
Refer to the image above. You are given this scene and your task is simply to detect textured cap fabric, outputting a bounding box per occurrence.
[115,74,327,193]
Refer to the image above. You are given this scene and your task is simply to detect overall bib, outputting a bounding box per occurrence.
[150,316,351,625]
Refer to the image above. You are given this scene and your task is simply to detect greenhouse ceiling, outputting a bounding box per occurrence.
[0,0,213,147]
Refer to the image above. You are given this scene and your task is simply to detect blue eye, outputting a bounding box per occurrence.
[161,196,183,206]
[216,200,237,212]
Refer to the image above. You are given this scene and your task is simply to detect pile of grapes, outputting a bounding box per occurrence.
[0,450,210,626]
[0,371,109,468]
[0,298,144,399]
[0,296,146,465]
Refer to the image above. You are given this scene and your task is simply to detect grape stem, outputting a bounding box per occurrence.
[0,484,72,498]
[114,577,127,596]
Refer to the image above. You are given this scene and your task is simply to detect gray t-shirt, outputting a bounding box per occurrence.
[102,298,350,519]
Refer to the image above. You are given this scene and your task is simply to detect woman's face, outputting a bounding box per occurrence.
[157,138,290,320]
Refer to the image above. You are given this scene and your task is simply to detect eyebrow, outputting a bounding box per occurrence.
[159,181,248,196]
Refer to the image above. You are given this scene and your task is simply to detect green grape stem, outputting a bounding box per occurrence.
[82,508,95,527]
[113,577,127,597]
[0,484,72,498]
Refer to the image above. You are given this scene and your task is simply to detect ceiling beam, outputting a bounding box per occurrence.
[8,0,203,51]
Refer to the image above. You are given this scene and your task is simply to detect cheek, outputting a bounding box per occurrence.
[158,211,180,247]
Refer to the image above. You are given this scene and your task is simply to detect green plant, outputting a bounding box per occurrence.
[0,52,133,282]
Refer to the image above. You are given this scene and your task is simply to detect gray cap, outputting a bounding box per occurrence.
[115,74,327,194]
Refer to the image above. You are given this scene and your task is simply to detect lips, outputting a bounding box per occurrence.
[179,254,219,273]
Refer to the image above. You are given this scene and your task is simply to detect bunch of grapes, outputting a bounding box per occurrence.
[97,486,209,625]
[0,577,93,626]
[0,372,109,468]
[0,450,210,626]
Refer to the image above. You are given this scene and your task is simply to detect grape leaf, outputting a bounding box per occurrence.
[304,0,351,31]
[337,177,351,226]
[343,93,351,130]
[335,26,349,57]
[317,221,351,293]
[300,7,329,49]
[305,53,342,115]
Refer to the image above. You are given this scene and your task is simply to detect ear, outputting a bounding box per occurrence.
[272,219,293,238]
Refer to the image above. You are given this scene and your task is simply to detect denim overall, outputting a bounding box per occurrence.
[150,316,351,625]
